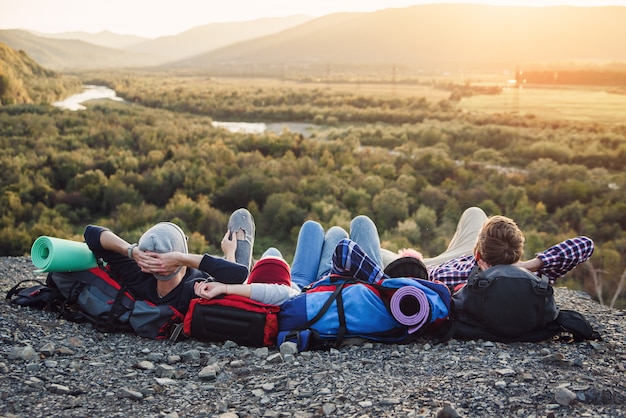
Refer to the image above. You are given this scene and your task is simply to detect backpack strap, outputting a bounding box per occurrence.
[300,281,346,329]
[335,285,347,346]
[536,275,550,329]
[91,259,133,333]
[5,279,46,300]
[465,265,481,287]
[282,280,348,349]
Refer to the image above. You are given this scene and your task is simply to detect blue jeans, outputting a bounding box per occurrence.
[290,216,383,289]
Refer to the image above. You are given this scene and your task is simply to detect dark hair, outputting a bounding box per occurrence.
[384,256,428,280]
[474,215,524,265]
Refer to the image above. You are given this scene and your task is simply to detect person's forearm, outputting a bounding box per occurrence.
[221,284,252,298]
[99,230,132,256]
[515,257,543,272]
[176,253,203,269]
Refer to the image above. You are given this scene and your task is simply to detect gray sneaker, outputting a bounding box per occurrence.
[227,208,255,271]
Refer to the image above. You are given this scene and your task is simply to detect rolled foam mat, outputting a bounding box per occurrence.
[31,236,97,273]
[389,286,431,333]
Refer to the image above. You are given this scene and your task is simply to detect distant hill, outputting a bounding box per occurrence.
[127,15,314,62]
[2,5,625,74]
[0,30,163,70]
[0,42,81,104]
[37,30,148,49]
[174,4,626,74]
[1,15,314,70]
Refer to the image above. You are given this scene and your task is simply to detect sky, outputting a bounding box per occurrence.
[2,0,626,39]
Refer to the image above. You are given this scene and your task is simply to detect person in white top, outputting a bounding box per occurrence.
[194,247,300,305]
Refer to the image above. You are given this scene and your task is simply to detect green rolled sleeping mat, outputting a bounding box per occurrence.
[31,236,98,273]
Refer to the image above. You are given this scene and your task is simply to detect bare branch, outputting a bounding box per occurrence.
[609,268,626,309]
[585,260,604,306]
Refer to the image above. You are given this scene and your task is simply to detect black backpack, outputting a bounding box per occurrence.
[440,265,600,343]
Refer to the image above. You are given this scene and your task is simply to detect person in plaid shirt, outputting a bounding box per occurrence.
[402,207,594,290]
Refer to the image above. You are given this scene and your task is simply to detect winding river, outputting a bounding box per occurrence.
[53,85,125,111]
[53,85,317,136]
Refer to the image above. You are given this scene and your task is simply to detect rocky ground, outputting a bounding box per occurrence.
[1,256,625,418]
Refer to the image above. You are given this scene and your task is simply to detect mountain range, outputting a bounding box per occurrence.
[1,4,625,73]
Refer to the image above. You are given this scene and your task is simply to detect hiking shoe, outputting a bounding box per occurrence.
[227,208,255,271]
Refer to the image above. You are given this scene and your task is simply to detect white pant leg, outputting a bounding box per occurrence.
[422,207,487,268]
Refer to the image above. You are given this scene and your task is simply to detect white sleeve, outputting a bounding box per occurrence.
[249,283,301,305]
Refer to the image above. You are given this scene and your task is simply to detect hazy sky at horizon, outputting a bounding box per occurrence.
[2,0,626,38]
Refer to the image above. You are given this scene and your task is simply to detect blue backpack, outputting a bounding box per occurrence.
[277,274,451,351]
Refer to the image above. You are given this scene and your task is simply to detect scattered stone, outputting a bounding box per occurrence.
[25,363,41,373]
[555,387,578,406]
[436,402,461,418]
[120,387,143,400]
[0,257,624,418]
[230,359,245,368]
[9,345,38,361]
[49,384,70,395]
[223,340,238,349]
[67,336,84,347]
[180,349,201,362]
[167,355,181,364]
[541,353,565,363]
[146,352,164,362]
[267,353,283,364]
[26,376,44,387]
[321,403,336,416]
[154,377,177,386]
[136,360,155,370]
[280,341,298,356]
[155,364,175,378]
[253,347,269,358]
[39,342,55,357]
[496,368,516,376]
[198,365,218,380]
[56,347,75,356]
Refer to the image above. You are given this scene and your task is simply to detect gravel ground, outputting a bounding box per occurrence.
[1,256,625,418]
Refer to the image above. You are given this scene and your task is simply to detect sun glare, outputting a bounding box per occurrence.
[1,0,625,37]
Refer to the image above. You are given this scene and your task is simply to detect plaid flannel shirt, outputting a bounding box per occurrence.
[429,236,594,289]
[331,238,386,284]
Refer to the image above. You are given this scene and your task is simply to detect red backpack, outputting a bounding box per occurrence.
[183,295,280,347]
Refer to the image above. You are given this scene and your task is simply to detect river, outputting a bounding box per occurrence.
[53,85,125,111]
[53,85,318,136]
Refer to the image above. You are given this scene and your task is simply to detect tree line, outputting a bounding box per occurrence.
[1,73,625,308]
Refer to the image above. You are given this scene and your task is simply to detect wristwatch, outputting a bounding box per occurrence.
[127,243,138,259]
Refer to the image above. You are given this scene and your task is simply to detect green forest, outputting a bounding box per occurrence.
[1,71,625,308]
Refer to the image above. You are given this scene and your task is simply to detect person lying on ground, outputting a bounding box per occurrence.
[194,247,300,305]
[194,214,387,305]
[84,208,255,314]
[382,207,594,291]
[290,215,385,290]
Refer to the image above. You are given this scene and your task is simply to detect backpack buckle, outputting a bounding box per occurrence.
[169,323,184,342]
[475,278,490,289]
[537,276,549,291]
